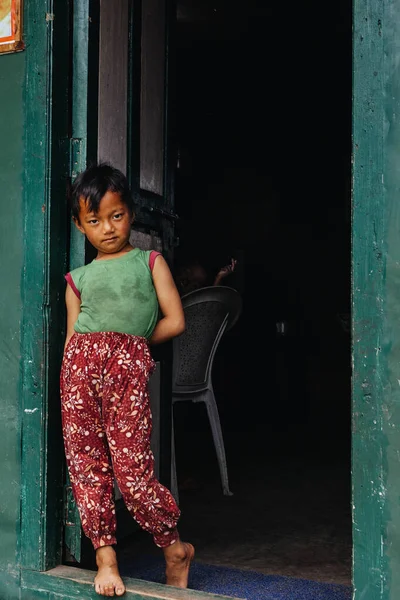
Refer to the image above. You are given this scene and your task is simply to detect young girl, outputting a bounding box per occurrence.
[61,163,194,597]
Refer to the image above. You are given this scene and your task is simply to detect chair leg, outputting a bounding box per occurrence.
[170,413,179,506]
[205,391,233,496]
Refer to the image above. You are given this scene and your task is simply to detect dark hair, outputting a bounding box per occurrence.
[70,162,135,221]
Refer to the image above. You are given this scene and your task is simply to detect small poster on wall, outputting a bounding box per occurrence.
[0,0,23,55]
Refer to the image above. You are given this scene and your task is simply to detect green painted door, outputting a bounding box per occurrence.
[64,0,100,563]
[353,0,400,597]
[64,0,177,565]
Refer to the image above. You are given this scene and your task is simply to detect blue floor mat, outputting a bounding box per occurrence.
[119,555,352,599]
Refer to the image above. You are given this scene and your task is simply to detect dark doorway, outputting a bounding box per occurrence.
[168,0,352,585]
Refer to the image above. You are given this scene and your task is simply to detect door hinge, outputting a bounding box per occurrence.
[69,138,87,180]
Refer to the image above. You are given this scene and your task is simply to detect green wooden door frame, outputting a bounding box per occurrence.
[353,0,400,598]
[20,0,71,574]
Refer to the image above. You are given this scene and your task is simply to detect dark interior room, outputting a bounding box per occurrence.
[170,0,352,580]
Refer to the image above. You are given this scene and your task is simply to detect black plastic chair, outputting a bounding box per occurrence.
[171,286,242,503]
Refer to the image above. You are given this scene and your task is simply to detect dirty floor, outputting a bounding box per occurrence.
[117,421,352,587]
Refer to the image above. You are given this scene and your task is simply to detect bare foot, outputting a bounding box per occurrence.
[95,546,126,597]
[164,540,195,588]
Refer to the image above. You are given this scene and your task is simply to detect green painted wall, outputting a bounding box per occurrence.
[0,51,25,598]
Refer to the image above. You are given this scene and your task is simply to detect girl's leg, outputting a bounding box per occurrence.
[163,541,195,588]
[61,333,127,596]
[102,336,194,586]
[102,340,180,547]
[61,335,117,550]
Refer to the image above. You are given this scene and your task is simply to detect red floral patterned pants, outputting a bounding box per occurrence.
[60,331,180,550]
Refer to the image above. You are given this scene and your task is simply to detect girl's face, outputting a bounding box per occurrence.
[74,191,133,258]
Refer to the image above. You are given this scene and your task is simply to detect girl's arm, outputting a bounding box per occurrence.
[149,255,185,345]
[64,283,81,349]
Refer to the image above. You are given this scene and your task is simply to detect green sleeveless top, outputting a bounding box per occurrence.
[66,248,160,339]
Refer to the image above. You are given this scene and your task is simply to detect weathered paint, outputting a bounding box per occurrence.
[0,49,25,598]
[64,0,100,562]
[353,0,400,598]
[19,0,71,574]
[21,566,242,600]
[382,0,400,595]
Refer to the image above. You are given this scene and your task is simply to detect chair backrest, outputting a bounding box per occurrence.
[172,286,242,394]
